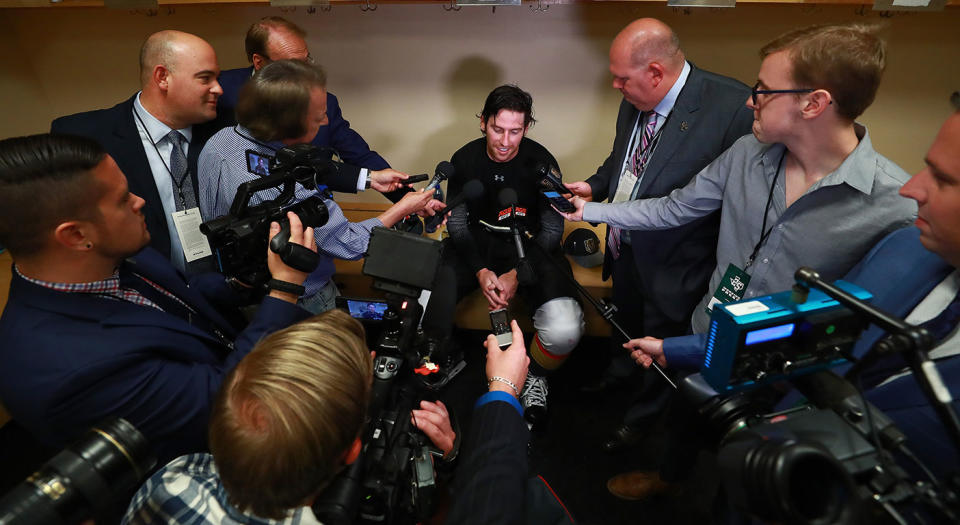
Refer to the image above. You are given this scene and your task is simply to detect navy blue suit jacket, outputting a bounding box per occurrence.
[585,64,753,322]
[446,399,530,525]
[217,66,389,172]
[51,96,225,261]
[843,227,959,477]
[0,248,310,464]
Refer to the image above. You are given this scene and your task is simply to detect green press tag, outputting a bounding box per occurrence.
[705,263,751,314]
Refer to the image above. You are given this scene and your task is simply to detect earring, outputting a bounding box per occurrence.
[86,243,92,249]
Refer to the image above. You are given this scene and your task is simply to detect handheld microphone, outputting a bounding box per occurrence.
[497,188,535,285]
[424,179,484,232]
[425,161,454,192]
[534,161,569,195]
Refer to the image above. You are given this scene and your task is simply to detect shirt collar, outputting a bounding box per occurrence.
[15,264,122,294]
[133,91,193,144]
[653,61,691,118]
[758,124,874,196]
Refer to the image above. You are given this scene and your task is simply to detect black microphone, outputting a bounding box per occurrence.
[426,161,454,192]
[533,161,569,194]
[424,179,484,232]
[497,188,535,285]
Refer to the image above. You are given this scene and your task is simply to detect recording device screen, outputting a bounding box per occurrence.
[246,150,273,176]
[543,190,576,213]
[744,323,796,345]
[337,297,389,321]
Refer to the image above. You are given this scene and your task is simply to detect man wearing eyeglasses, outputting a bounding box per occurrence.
[560,22,917,497]
[562,22,915,337]
[217,17,409,199]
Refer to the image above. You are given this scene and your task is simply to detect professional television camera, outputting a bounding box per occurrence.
[681,268,960,524]
[314,227,462,525]
[199,144,340,289]
[0,418,155,525]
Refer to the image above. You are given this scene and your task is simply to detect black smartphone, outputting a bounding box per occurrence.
[336,296,389,321]
[489,308,512,349]
[404,173,429,184]
[245,150,273,176]
[543,190,576,213]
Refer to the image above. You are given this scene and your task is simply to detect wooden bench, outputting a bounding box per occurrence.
[335,202,612,337]
[1,249,11,427]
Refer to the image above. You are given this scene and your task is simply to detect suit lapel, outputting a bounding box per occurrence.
[125,250,239,338]
[633,67,703,199]
[608,101,640,199]
[12,272,226,347]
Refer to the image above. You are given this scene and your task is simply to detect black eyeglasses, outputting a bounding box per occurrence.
[751,81,814,105]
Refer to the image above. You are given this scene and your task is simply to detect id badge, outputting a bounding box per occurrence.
[705,263,751,314]
[611,169,638,204]
[173,208,213,262]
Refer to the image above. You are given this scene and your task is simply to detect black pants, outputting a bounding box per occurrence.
[422,237,578,346]
[608,247,690,427]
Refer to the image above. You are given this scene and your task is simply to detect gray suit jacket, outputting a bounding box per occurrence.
[586,64,753,322]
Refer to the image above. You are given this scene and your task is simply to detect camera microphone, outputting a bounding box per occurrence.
[423,179,484,232]
[425,161,454,192]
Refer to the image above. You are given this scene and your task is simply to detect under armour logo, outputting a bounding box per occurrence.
[493,174,505,182]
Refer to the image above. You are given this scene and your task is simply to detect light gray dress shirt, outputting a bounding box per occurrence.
[133,93,193,273]
[583,125,917,333]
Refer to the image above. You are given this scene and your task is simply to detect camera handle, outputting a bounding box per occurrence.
[268,220,320,273]
[794,267,960,456]
[521,231,677,390]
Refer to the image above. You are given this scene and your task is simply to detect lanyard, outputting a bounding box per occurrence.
[134,109,190,209]
[233,126,279,152]
[745,151,787,269]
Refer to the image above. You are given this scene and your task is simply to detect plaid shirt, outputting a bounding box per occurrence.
[15,264,194,315]
[122,453,322,525]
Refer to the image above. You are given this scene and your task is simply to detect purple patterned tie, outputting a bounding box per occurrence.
[609,112,658,260]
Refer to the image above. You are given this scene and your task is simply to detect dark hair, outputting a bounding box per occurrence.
[245,16,306,63]
[235,60,327,142]
[760,23,886,121]
[209,310,372,519]
[478,84,537,129]
[0,134,106,256]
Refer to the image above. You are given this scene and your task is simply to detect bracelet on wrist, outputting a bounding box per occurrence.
[487,376,520,398]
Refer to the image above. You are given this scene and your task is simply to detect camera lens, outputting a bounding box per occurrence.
[719,436,854,525]
[0,418,155,525]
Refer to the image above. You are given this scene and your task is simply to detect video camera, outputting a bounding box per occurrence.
[314,227,462,525]
[681,268,960,524]
[199,144,341,289]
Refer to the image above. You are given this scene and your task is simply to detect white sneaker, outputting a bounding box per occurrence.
[520,374,548,429]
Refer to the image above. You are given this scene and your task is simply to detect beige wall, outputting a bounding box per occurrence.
[2,3,958,203]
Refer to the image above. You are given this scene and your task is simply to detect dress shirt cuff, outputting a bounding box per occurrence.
[475,390,523,416]
[663,333,709,371]
[581,202,605,224]
[357,168,369,192]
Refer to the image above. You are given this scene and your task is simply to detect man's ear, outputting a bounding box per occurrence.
[53,221,92,251]
[801,89,833,120]
[251,53,269,71]
[153,65,171,91]
[648,62,665,88]
[343,437,362,465]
